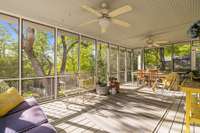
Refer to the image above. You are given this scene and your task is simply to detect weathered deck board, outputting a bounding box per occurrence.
[169,97,185,133]
[155,96,182,132]
[40,84,200,133]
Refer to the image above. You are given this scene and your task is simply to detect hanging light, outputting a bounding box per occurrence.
[99,18,110,33]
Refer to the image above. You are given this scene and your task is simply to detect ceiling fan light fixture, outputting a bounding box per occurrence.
[99,18,110,33]
[81,3,132,33]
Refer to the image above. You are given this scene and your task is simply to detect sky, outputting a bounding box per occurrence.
[0,19,55,45]
[0,20,18,42]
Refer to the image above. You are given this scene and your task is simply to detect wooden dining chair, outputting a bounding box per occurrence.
[137,70,145,85]
[149,69,158,87]
[170,73,180,91]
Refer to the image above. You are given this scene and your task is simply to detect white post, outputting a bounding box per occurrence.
[54,28,58,99]
[117,46,120,81]
[19,17,22,95]
[107,44,110,85]
[125,49,127,82]
[138,52,141,70]
[191,46,196,70]
[94,40,97,88]
[78,34,81,88]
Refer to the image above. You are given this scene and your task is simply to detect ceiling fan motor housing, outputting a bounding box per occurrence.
[100,9,109,16]
[101,2,108,8]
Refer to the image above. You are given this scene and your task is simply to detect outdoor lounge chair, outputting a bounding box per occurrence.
[0,97,56,133]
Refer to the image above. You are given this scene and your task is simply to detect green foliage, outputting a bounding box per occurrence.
[164,46,172,58]
[0,81,10,90]
[145,48,160,69]
[144,43,191,71]
[162,46,172,71]
[23,29,54,77]
[174,43,190,56]
[173,43,191,71]
[0,57,18,78]
[97,44,107,85]
[119,49,125,71]
[110,47,118,73]
[57,33,78,73]
[0,22,18,78]
[80,39,95,74]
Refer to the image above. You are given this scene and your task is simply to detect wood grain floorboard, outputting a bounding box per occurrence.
[40,85,200,133]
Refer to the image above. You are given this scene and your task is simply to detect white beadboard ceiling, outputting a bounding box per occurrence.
[0,0,199,48]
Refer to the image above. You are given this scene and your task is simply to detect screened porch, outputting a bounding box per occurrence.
[0,0,200,133]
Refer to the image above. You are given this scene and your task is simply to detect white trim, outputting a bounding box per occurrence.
[125,49,127,82]
[54,28,58,99]
[107,44,110,84]
[19,17,22,95]
[78,35,81,73]
[94,39,98,87]
[117,46,120,80]
[78,35,81,88]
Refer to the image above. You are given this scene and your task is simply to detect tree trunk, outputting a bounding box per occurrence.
[60,35,68,75]
[43,55,52,75]
[23,28,50,89]
[159,47,165,71]
[60,35,78,74]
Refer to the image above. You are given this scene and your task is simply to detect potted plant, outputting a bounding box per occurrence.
[188,70,200,81]
[96,51,108,95]
[188,20,200,39]
[96,77,108,95]
[188,20,200,81]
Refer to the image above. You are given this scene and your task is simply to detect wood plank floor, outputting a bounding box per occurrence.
[40,84,200,133]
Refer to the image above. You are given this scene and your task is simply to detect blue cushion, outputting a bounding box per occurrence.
[7,97,38,115]
[26,123,56,133]
[0,105,48,133]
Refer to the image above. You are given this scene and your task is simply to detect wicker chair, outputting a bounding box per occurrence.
[152,72,180,92]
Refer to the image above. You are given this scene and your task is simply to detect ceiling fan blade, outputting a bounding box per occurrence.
[78,19,98,27]
[146,37,153,44]
[109,5,132,18]
[81,5,102,17]
[152,43,160,47]
[112,19,130,27]
[155,40,169,44]
[147,44,153,48]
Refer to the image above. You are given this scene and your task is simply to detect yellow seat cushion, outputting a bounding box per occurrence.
[0,87,24,117]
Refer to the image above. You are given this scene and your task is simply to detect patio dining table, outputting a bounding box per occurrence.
[132,71,167,86]
[180,80,200,133]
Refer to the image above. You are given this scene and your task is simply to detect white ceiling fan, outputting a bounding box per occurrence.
[79,2,132,33]
[146,37,169,48]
